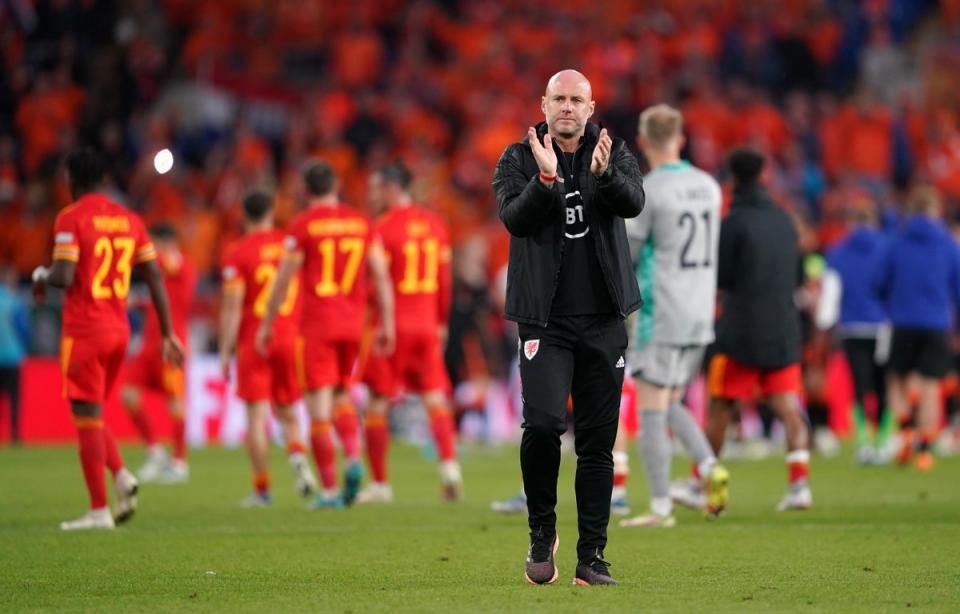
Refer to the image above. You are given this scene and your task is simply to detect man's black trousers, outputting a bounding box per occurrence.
[842,337,887,419]
[517,314,627,561]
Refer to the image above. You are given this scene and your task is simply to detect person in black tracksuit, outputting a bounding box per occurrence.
[704,148,812,513]
[492,69,644,586]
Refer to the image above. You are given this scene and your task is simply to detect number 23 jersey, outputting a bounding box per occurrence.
[52,194,157,337]
[286,204,372,340]
[625,162,721,346]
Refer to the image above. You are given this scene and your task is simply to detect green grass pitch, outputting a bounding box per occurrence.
[1,442,959,612]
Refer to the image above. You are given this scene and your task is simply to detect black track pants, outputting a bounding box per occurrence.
[518,315,627,561]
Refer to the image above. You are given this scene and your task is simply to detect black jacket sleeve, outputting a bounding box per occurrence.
[717,213,739,291]
[493,144,559,238]
[595,140,644,219]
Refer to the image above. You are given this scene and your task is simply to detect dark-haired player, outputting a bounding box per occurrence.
[33,148,184,529]
[220,190,318,506]
[121,223,196,483]
[700,148,811,512]
[357,162,462,504]
[258,161,395,508]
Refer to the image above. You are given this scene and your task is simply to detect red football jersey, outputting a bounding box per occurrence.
[375,205,451,335]
[222,229,302,348]
[141,250,195,349]
[52,194,156,336]
[286,204,372,340]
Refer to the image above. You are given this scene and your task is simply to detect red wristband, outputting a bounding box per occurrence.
[539,171,556,183]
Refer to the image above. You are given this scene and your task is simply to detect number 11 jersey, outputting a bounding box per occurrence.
[286,204,372,341]
[53,194,157,337]
[374,205,451,336]
[625,161,722,347]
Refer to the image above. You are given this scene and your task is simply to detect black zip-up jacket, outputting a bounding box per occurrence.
[492,122,645,327]
[715,183,802,369]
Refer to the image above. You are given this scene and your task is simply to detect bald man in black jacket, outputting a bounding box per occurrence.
[493,69,644,586]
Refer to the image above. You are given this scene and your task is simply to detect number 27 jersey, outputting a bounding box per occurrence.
[221,229,301,348]
[52,194,156,337]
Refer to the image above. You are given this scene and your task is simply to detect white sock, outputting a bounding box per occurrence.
[651,496,672,517]
[697,457,717,480]
[440,460,461,482]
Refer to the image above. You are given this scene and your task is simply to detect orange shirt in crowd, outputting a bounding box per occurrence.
[842,105,893,179]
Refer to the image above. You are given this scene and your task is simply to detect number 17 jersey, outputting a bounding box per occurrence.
[625,162,721,347]
[286,204,372,341]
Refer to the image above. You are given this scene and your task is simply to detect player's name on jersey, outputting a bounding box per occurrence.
[259,243,285,260]
[92,215,132,233]
[405,220,432,238]
[673,186,714,201]
[307,218,368,237]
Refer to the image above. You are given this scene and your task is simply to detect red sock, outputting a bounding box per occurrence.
[787,450,810,484]
[287,439,307,457]
[129,409,156,446]
[76,418,107,509]
[172,413,186,461]
[310,420,337,490]
[612,451,628,487]
[103,426,124,477]
[333,402,361,460]
[364,413,389,483]
[253,471,270,496]
[427,404,457,462]
[691,463,701,481]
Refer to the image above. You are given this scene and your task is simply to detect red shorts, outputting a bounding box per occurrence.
[125,347,185,398]
[237,336,300,405]
[297,336,359,391]
[708,353,802,401]
[363,331,450,397]
[60,329,129,403]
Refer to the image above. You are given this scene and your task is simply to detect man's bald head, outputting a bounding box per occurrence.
[542,69,595,140]
[545,70,593,99]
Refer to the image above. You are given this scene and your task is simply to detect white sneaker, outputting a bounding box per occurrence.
[137,448,169,483]
[159,459,189,484]
[814,428,841,458]
[776,485,813,512]
[114,468,139,524]
[669,479,706,510]
[619,511,677,528]
[240,492,273,508]
[60,507,115,531]
[856,445,877,466]
[289,453,318,498]
[356,482,394,504]
[490,492,527,514]
[440,461,463,502]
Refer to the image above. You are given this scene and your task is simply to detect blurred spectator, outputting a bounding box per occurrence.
[0,266,29,445]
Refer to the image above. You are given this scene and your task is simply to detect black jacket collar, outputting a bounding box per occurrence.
[732,183,773,209]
